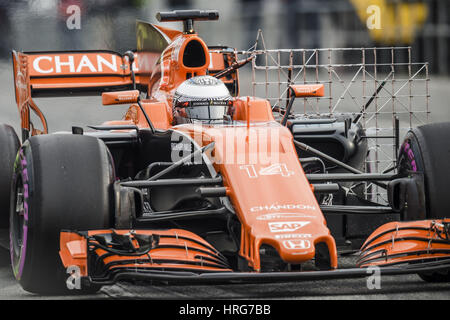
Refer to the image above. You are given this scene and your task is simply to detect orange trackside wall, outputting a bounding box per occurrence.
[233,97,275,122]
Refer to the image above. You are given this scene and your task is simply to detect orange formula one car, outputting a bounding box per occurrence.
[0,10,449,294]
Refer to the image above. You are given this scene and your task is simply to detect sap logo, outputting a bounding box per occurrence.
[32,55,119,74]
[268,221,310,233]
[282,239,311,250]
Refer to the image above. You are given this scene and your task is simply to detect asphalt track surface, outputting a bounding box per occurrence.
[0,234,449,300]
[0,62,449,299]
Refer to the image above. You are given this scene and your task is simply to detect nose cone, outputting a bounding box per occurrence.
[277,239,316,263]
[181,122,339,271]
[256,219,337,267]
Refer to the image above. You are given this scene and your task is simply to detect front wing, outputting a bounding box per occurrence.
[59,223,450,286]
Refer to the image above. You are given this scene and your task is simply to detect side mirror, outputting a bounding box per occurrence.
[102,90,140,105]
[281,84,325,126]
[289,84,324,98]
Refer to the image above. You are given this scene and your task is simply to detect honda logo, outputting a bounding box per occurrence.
[282,240,311,250]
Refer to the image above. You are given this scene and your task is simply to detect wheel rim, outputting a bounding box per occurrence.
[10,173,27,279]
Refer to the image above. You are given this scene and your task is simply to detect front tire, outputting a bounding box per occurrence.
[418,270,450,283]
[398,122,450,219]
[398,122,450,282]
[0,124,20,228]
[10,134,114,294]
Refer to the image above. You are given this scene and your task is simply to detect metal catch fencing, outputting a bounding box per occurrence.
[224,31,431,203]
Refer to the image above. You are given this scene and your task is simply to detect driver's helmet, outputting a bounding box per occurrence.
[173,75,232,123]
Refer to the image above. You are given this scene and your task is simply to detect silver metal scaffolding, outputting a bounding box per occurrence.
[213,30,430,203]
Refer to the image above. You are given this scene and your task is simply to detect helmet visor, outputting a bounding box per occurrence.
[183,100,230,121]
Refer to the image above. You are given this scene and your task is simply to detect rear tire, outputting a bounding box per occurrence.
[0,124,20,228]
[9,134,114,294]
[398,122,450,282]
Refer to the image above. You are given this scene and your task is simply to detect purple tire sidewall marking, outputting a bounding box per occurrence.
[10,148,29,280]
[401,140,418,172]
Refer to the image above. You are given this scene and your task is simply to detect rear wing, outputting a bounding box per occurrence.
[12,50,137,98]
[12,50,139,138]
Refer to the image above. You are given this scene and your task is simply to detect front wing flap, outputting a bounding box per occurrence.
[357,219,450,267]
[60,226,450,286]
[59,229,233,283]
